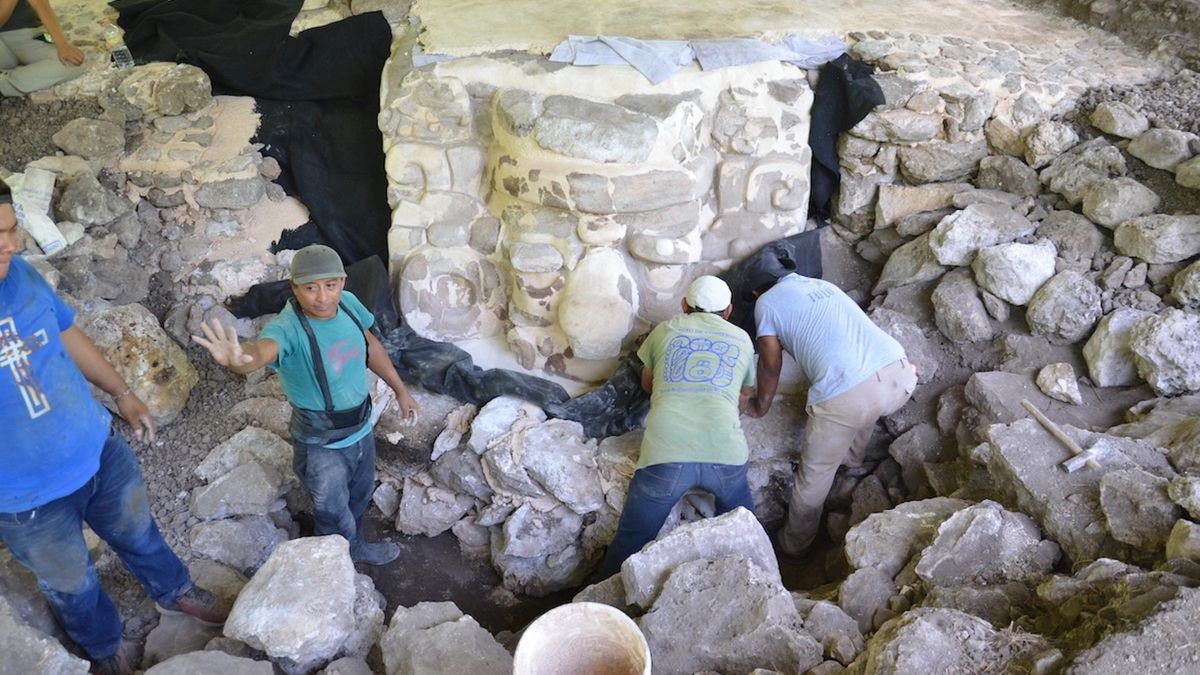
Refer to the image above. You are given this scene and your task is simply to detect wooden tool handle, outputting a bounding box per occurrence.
[1020,398,1100,469]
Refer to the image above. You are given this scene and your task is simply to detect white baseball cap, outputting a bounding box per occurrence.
[686,275,732,312]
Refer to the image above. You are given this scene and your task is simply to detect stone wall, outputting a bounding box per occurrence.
[380,55,814,381]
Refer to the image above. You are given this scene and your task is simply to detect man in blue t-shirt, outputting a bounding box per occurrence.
[0,0,85,97]
[747,272,918,557]
[194,244,419,566]
[0,181,226,675]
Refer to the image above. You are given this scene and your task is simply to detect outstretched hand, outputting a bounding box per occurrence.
[192,319,253,368]
[56,41,84,66]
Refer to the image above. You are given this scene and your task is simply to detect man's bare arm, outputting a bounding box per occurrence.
[60,326,156,441]
[26,0,83,65]
[748,335,783,418]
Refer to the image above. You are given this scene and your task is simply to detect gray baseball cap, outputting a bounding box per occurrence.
[290,245,346,284]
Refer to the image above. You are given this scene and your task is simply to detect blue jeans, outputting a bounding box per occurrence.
[601,462,755,577]
[293,433,376,545]
[0,430,190,659]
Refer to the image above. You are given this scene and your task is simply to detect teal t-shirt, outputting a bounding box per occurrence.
[259,290,375,448]
[636,312,756,469]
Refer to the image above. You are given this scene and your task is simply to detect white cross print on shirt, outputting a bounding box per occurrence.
[0,317,51,419]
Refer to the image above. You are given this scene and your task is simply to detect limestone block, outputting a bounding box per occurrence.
[398,246,505,341]
[142,612,223,668]
[1039,137,1126,206]
[189,516,288,574]
[711,88,781,156]
[385,143,452,199]
[872,232,946,295]
[931,269,992,343]
[844,498,969,578]
[558,249,637,360]
[971,239,1056,306]
[1177,156,1200,191]
[898,139,988,183]
[835,167,888,236]
[56,172,132,226]
[429,444,489,497]
[1080,177,1160,228]
[188,559,247,605]
[928,204,1036,266]
[533,95,656,164]
[496,503,583,560]
[1172,260,1200,308]
[380,602,511,675]
[869,307,939,384]
[1114,214,1200,264]
[322,657,374,675]
[381,73,473,144]
[194,177,266,209]
[1166,520,1200,562]
[190,461,286,520]
[849,608,1052,675]
[1035,363,1083,405]
[567,169,697,215]
[481,433,550,499]
[118,63,212,117]
[490,528,587,596]
[1130,308,1200,396]
[700,208,807,264]
[798,599,864,665]
[887,423,954,498]
[0,594,89,674]
[395,479,475,537]
[1025,270,1102,345]
[621,508,778,609]
[225,536,362,668]
[1022,121,1078,169]
[941,87,996,135]
[1127,128,1198,171]
[638,556,821,675]
[1099,469,1181,551]
[143,651,273,674]
[851,108,940,143]
[1083,309,1155,387]
[874,182,971,229]
[1089,101,1149,139]
[519,419,605,513]
[975,155,1039,197]
[195,426,297,488]
[1168,476,1200,521]
[915,500,1059,586]
[74,302,198,426]
[985,419,1136,564]
[1036,210,1103,263]
[51,118,124,159]
[839,567,895,633]
[467,395,547,454]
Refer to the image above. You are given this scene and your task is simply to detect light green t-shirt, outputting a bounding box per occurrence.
[260,290,375,448]
[636,312,756,469]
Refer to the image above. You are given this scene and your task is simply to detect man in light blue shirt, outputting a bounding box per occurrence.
[748,272,917,556]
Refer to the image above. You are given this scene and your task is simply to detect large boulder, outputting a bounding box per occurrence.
[843,498,970,578]
[1025,270,1102,345]
[1039,137,1126,206]
[928,204,1036,266]
[914,500,1060,586]
[847,608,1053,674]
[873,232,947,294]
[1171,260,1200,308]
[74,302,198,426]
[621,507,778,609]
[224,537,379,671]
[1099,469,1182,553]
[51,118,125,159]
[1129,308,1200,396]
[1064,587,1200,673]
[143,651,273,675]
[1080,178,1160,228]
[0,594,89,674]
[638,555,822,675]
[1083,309,1155,387]
[380,602,511,675]
[1036,210,1103,265]
[1114,215,1200,264]
[874,182,972,229]
[1023,120,1078,169]
[188,516,288,574]
[971,239,1056,306]
[1127,128,1198,171]
[1089,101,1149,139]
[932,269,993,342]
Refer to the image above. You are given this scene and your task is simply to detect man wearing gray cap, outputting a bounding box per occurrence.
[194,245,419,565]
[600,275,757,576]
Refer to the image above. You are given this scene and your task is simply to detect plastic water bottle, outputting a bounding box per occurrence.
[99,18,135,69]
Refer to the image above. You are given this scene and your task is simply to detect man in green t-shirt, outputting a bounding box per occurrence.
[600,276,757,576]
[194,245,418,565]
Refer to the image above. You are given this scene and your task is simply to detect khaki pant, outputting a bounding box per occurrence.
[0,28,82,97]
[778,358,918,555]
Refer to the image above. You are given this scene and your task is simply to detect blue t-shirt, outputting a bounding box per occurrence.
[755,274,906,406]
[0,257,110,512]
[259,291,375,448]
